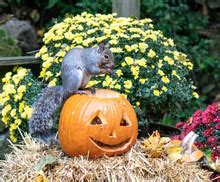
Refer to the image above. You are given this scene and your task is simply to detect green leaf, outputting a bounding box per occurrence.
[47,0,58,9]
[33,155,56,171]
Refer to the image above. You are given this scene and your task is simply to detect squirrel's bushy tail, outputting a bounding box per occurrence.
[28,86,64,143]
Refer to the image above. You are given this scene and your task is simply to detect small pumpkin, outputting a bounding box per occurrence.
[142,130,171,158]
[166,131,204,162]
[58,89,138,158]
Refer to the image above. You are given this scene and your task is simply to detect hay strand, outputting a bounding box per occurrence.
[0,134,211,181]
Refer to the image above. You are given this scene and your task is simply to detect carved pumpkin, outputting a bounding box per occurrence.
[58,89,138,158]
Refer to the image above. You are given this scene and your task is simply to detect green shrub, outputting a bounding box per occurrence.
[141,0,220,121]
[0,28,21,57]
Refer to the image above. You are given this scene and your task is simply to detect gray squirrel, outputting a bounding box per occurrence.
[28,43,114,144]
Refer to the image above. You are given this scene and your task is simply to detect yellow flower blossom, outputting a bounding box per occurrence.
[48,78,57,87]
[15,119,22,125]
[10,123,18,130]
[96,36,107,42]
[121,62,126,67]
[2,72,12,83]
[110,47,123,53]
[161,76,170,84]
[164,56,174,65]
[139,78,147,84]
[10,135,17,143]
[109,39,118,45]
[10,109,16,118]
[158,59,163,68]
[136,102,140,106]
[39,45,48,55]
[131,66,139,79]
[125,45,132,52]
[125,89,130,93]
[153,90,160,96]
[192,92,199,98]
[116,69,123,76]
[86,80,100,87]
[39,69,46,78]
[158,69,165,76]
[56,50,66,58]
[136,58,147,67]
[114,84,121,90]
[172,70,181,80]
[42,53,49,61]
[2,116,9,125]
[124,80,132,89]
[162,86,168,92]
[125,57,134,65]
[2,104,12,116]
[148,49,156,58]
[17,85,26,93]
[19,101,25,113]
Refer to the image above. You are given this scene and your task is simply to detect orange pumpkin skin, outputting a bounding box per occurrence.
[58,89,138,158]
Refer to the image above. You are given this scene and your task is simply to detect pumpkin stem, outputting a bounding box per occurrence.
[181,131,198,155]
[181,131,194,148]
[187,133,198,154]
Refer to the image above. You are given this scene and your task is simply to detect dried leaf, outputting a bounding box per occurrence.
[35,174,47,182]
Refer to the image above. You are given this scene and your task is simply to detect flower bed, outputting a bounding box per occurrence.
[174,103,220,162]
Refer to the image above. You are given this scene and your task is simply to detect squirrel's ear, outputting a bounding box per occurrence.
[97,43,105,53]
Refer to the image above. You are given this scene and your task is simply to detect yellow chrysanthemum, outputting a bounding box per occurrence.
[161,76,170,84]
[138,43,148,53]
[125,57,134,65]
[136,102,140,106]
[139,78,147,84]
[192,92,199,98]
[148,49,156,58]
[158,69,165,76]
[162,86,168,92]
[164,56,174,65]
[116,69,123,76]
[153,90,160,97]
[124,80,132,89]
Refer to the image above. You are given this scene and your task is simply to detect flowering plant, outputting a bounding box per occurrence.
[0,67,42,142]
[174,103,220,162]
[36,12,198,116]
[1,12,199,142]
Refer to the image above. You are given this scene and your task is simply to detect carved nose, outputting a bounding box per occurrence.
[109,129,116,138]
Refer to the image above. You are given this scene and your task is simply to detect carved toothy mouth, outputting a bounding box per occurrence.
[89,137,131,150]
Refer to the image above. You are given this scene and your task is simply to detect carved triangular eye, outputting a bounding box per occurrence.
[91,116,102,125]
[120,119,129,126]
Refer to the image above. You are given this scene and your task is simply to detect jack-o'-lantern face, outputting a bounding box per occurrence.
[58,89,138,158]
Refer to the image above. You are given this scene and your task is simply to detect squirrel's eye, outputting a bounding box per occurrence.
[104,54,109,59]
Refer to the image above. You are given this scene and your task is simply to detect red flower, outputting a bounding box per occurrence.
[176,122,184,128]
[216,123,220,129]
[173,103,219,163]
[203,128,213,137]
[207,136,217,144]
[211,152,220,161]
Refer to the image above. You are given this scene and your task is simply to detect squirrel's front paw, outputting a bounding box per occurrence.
[90,86,96,94]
